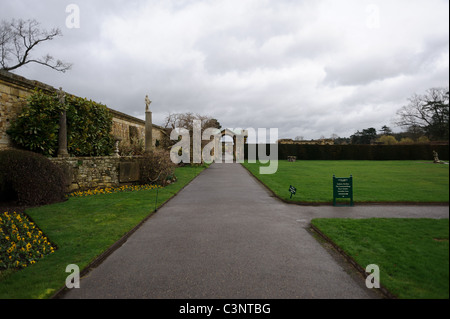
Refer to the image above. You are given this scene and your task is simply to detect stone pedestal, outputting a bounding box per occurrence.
[433,151,441,164]
[145,111,153,153]
[57,110,69,157]
[57,88,69,157]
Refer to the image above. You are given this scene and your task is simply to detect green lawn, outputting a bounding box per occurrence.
[311,218,449,299]
[243,160,449,203]
[0,165,206,299]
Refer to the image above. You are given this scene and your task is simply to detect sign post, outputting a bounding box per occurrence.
[333,175,353,206]
[289,185,297,199]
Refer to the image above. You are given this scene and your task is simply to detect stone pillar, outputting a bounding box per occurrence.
[57,87,69,157]
[233,135,237,162]
[145,95,153,154]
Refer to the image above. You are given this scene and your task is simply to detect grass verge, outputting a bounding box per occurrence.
[242,160,449,203]
[311,218,449,299]
[0,165,206,299]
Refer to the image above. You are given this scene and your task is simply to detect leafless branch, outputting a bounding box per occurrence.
[0,18,72,73]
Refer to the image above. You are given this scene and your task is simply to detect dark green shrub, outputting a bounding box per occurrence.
[66,95,114,156]
[7,89,114,157]
[139,149,176,186]
[6,90,61,156]
[0,150,66,206]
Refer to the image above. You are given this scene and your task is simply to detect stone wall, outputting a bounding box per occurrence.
[110,108,166,149]
[0,71,55,150]
[49,156,141,192]
[0,70,166,152]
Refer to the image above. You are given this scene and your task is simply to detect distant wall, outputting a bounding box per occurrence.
[0,70,166,152]
[110,108,166,148]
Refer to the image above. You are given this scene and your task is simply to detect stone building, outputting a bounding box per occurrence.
[0,70,166,152]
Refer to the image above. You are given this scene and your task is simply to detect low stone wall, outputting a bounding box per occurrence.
[49,156,141,192]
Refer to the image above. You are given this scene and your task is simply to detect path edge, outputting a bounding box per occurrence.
[309,223,397,299]
[50,165,209,299]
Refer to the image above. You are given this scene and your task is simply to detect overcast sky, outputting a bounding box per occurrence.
[1,0,449,140]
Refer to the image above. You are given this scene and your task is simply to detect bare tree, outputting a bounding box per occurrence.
[396,88,449,140]
[164,112,221,131]
[0,19,72,73]
[161,112,221,150]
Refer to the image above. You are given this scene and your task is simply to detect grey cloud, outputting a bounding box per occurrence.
[1,0,448,140]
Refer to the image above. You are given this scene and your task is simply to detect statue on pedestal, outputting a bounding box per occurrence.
[145,94,153,153]
[433,150,441,164]
[145,95,152,112]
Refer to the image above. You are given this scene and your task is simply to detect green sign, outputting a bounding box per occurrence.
[289,185,297,199]
[333,175,353,206]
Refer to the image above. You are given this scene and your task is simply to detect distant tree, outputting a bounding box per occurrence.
[334,137,351,145]
[376,135,398,145]
[417,136,430,144]
[405,124,426,141]
[161,112,222,160]
[330,133,339,140]
[202,117,222,130]
[380,125,393,135]
[0,19,72,72]
[294,136,304,141]
[396,88,449,141]
[350,128,377,144]
[163,112,221,132]
[398,137,415,145]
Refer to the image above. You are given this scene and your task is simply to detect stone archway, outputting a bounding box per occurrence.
[219,129,248,163]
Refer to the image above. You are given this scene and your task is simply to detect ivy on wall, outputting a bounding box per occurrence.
[7,89,114,157]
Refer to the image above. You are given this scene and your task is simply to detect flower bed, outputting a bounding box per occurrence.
[0,211,56,270]
[68,184,163,197]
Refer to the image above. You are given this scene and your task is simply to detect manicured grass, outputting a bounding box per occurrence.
[243,161,449,203]
[0,165,206,299]
[311,218,449,299]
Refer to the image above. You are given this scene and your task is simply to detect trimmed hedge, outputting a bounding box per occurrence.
[6,89,114,157]
[0,150,66,206]
[245,144,449,161]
